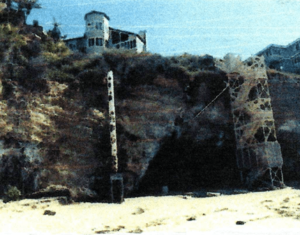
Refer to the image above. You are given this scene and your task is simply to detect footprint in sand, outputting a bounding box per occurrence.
[95,230,110,234]
[249,215,270,221]
[215,208,228,212]
[112,225,126,232]
[95,226,126,234]
[261,200,273,203]
[283,197,290,203]
[40,199,51,203]
[43,210,56,216]
[186,216,196,221]
[146,219,165,227]
[129,227,143,234]
[132,207,145,215]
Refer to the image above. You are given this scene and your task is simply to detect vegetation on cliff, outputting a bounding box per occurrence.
[1,9,300,201]
[0,12,239,200]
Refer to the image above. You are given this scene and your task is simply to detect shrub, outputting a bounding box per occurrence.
[5,186,21,202]
[41,40,70,63]
[46,68,75,83]
[0,24,27,63]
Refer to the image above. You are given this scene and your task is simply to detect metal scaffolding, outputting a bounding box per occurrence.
[226,56,284,189]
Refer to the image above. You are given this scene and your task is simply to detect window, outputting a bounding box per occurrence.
[133,40,136,48]
[86,23,92,31]
[89,38,94,47]
[121,33,129,42]
[112,31,120,44]
[96,38,103,46]
[95,22,102,30]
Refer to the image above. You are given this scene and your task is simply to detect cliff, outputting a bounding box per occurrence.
[0,22,300,201]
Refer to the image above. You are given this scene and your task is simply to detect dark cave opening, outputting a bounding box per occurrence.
[137,128,240,195]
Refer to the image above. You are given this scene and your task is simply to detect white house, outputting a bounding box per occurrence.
[64,11,147,54]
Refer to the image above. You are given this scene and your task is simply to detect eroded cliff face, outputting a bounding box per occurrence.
[1,22,300,200]
[0,45,242,199]
[0,77,105,199]
[267,70,300,185]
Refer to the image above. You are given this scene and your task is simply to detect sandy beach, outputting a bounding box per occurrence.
[0,187,300,234]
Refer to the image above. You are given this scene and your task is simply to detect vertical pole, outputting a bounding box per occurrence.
[269,168,274,187]
[107,71,118,173]
[106,71,124,203]
[280,168,284,186]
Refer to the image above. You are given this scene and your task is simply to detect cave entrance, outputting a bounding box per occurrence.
[137,128,239,195]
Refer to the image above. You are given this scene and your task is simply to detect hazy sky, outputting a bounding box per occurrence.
[27,0,300,59]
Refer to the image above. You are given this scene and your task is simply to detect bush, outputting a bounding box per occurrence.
[4,186,21,202]
[46,68,75,82]
[41,41,70,64]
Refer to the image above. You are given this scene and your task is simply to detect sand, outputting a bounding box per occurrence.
[0,187,300,234]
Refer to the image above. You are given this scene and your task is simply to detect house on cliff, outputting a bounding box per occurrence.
[64,11,147,54]
[256,38,300,73]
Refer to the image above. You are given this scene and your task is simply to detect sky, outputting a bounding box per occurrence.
[26,0,300,59]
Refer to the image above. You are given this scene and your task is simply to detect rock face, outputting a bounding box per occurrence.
[0,51,240,199]
[0,46,300,199]
[0,76,106,199]
[0,140,41,195]
[267,70,300,185]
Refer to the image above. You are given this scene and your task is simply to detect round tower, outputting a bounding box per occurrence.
[84,11,110,54]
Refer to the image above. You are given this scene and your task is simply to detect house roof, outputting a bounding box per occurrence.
[256,44,286,56]
[64,36,85,42]
[109,27,146,44]
[84,11,110,21]
[256,38,300,56]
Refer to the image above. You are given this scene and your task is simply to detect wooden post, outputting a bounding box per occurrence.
[107,71,124,203]
[107,71,118,173]
[110,173,124,203]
